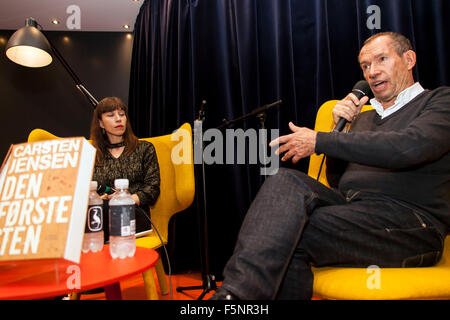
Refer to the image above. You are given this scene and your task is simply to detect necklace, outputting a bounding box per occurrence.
[107,141,125,149]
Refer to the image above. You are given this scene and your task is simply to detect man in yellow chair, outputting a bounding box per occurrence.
[211,32,450,300]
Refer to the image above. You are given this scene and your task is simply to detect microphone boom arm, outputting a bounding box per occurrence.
[217,100,282,129]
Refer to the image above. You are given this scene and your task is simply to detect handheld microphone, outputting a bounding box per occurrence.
[333,80,372,132]
[198,100,207,120]
[97,184,114,195]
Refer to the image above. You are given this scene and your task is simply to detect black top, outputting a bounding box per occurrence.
[93,140,160,213]
[316,87,450,230]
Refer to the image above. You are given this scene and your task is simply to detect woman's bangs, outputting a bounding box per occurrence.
[97,100,127,116]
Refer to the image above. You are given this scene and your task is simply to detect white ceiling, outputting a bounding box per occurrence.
[0,0,144,32]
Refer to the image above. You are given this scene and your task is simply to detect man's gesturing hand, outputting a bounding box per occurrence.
[269,122,317,164]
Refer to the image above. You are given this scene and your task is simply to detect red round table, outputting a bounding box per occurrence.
[0,245,159,300]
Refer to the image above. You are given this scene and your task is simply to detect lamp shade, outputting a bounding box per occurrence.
[5,18,53,68]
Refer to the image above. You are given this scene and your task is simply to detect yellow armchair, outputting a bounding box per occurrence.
[137,123,195,299]
[308,100,450,299]
[27,123,195,300]
[27,128,61,142]
[308,100,373,187]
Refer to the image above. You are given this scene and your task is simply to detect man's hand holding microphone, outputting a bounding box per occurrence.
[270,80,371,164]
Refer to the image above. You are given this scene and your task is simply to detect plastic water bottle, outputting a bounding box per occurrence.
[109,179,136,259]
[82,181,104,253]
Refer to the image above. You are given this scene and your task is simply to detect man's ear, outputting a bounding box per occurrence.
[403,50,417,71]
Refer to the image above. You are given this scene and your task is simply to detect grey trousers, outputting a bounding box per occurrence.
[221,168,445,300]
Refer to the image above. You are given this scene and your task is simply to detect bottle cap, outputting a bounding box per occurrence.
[90,181,98,191]
[114,179,129,189]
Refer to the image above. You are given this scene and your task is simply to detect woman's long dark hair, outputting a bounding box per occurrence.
[90,97,139,166]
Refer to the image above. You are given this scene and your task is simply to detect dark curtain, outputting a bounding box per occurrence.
[129,0,450,277]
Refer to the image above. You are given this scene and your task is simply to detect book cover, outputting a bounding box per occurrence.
[0,137,96,264]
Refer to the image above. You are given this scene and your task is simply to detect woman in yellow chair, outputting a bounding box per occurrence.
[90,97,160,237]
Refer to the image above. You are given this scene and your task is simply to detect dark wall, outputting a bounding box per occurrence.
[0,30,133,161]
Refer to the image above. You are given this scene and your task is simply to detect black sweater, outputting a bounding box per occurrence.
[93,140,160,212]
[315,87,450,230]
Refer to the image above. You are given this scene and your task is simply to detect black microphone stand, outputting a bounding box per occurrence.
[217,100,282,130]
[176,101,218,300]
[218,100,282,180]
[176,100,282,299]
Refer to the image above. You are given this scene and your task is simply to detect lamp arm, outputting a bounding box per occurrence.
[46,34,98,108]
[76,84,98,106]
